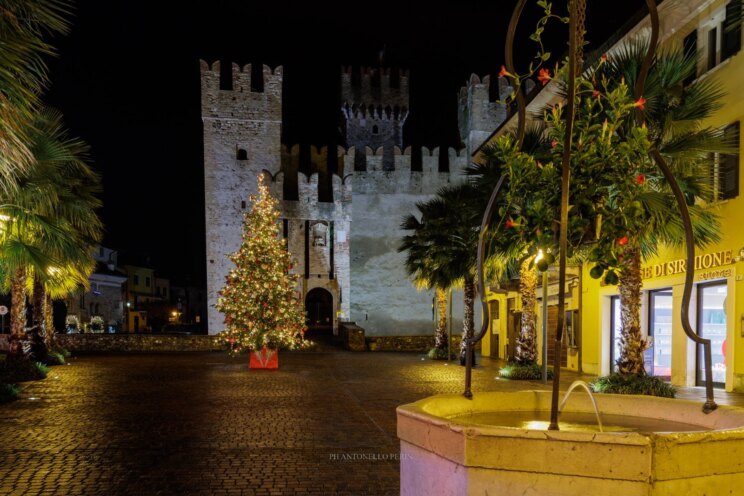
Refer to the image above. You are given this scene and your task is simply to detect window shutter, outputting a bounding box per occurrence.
[723,0,742,61]
[721,122,740,200]
[683,30,698,85]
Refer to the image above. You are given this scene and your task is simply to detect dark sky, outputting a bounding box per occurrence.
[44,0,647,285]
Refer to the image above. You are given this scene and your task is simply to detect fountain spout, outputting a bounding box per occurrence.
[559,380,604,432]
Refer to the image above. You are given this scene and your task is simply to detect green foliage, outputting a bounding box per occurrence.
[50,346,71,358]
[0,358,49,383]
[591,373,676,398]
[499,361,554,380]
[0,383,21,404]
[45,352,65,366]
[426,347,456,360]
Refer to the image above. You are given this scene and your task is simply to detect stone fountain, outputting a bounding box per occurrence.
[397,0,744,494]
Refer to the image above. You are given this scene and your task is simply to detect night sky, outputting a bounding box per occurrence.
[43,0,647,286]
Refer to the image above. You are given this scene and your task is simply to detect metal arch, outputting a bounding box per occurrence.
[464,0,529,399]
[639,0,716,413]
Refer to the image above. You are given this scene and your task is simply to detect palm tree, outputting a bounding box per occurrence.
[399,213,450,352]
[590,41,727,375]
[468,128,555,365]
[0,0,72,194]
[0,109,101,355]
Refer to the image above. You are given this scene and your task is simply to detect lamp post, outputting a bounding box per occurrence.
[535,250,549,383]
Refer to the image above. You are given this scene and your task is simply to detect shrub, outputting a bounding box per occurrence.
[427,347,456,360]
[51,346,71,358]
[0,383,20,403]
[499,361,554,380]
[0,358,49,383]
[591,373,676,398]
[45,352,65,366]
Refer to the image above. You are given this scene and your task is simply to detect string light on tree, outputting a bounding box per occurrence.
[216,175,308,356]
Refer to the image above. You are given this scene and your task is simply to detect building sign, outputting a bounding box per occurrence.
[641,250,733,280]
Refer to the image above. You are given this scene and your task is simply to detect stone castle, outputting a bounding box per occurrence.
[200,61,514,337]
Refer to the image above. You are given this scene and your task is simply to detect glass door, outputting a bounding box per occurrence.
[648,289,673,379]
[610,296,621,373]
[696,282,727,388]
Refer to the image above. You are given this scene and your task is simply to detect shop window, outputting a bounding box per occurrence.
[609,296,622,373]
[697,282,728,387]
[648,289,673,378]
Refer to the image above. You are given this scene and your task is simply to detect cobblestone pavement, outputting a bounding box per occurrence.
[2,349,744,496]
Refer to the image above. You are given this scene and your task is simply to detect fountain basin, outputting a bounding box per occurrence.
[397,391,744,495]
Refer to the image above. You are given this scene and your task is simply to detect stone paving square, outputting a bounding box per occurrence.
[1,350,742,495]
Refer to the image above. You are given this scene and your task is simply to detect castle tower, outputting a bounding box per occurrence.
[457,74,510,158]
[341,67,409,171]
[201,60,284,334]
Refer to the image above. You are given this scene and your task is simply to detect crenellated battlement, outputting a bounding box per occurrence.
[340,66,409,108]
[341,103,409,121]
[200,60,283,120]
[457,72,511,156]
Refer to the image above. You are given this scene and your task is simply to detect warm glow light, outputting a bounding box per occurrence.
[534,249,545,264]
[523,420,550,430]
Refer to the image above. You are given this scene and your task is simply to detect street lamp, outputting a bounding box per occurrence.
[534,250,549,383]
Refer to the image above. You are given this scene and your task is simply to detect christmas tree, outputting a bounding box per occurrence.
[216,175,307,355]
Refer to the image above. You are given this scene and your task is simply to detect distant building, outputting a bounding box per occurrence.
[170,284,208,327]
[64,246,127,333]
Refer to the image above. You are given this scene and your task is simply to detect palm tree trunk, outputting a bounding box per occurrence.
[516,257,538,364]
[617,242,649,375]
[45,293,55,347]
[10,267,27,338]
[9,266,28,358]
[459,276,476,360]
[434,288,448,350]
[32,276,47,340]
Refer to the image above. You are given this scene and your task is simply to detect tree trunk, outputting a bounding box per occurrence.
[459,276,476,361]
[9,267,28,357]
[434,288,448,350]
[32,276,47,341]
[516,257,538,364]
[45,293,55,347]
[10,267,27,338]
[617,242,649,375]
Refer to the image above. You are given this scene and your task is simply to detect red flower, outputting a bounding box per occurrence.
[505,218,515,229]
[601,53,608,63]
[498,65,510,78]
[617,236,629,246]
[551,138,558,149]
[538,68,551,85]
[634,96,646,110]
[636,174,646,185]
[592,90,600,98]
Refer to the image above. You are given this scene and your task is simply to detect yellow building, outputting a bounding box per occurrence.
[477,0,744,391]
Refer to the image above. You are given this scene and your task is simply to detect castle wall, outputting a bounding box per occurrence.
[202,62,503,339]
[201,61,284,334]
[343,146,470,336]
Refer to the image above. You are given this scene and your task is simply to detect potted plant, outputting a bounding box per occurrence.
[65,315,80,334]
[216,176,308,368]
[89,316,104,333]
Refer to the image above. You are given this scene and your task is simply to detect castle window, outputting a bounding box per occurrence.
[372,125,379,135]
[311,221,328,247]
[237,148,248,161]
